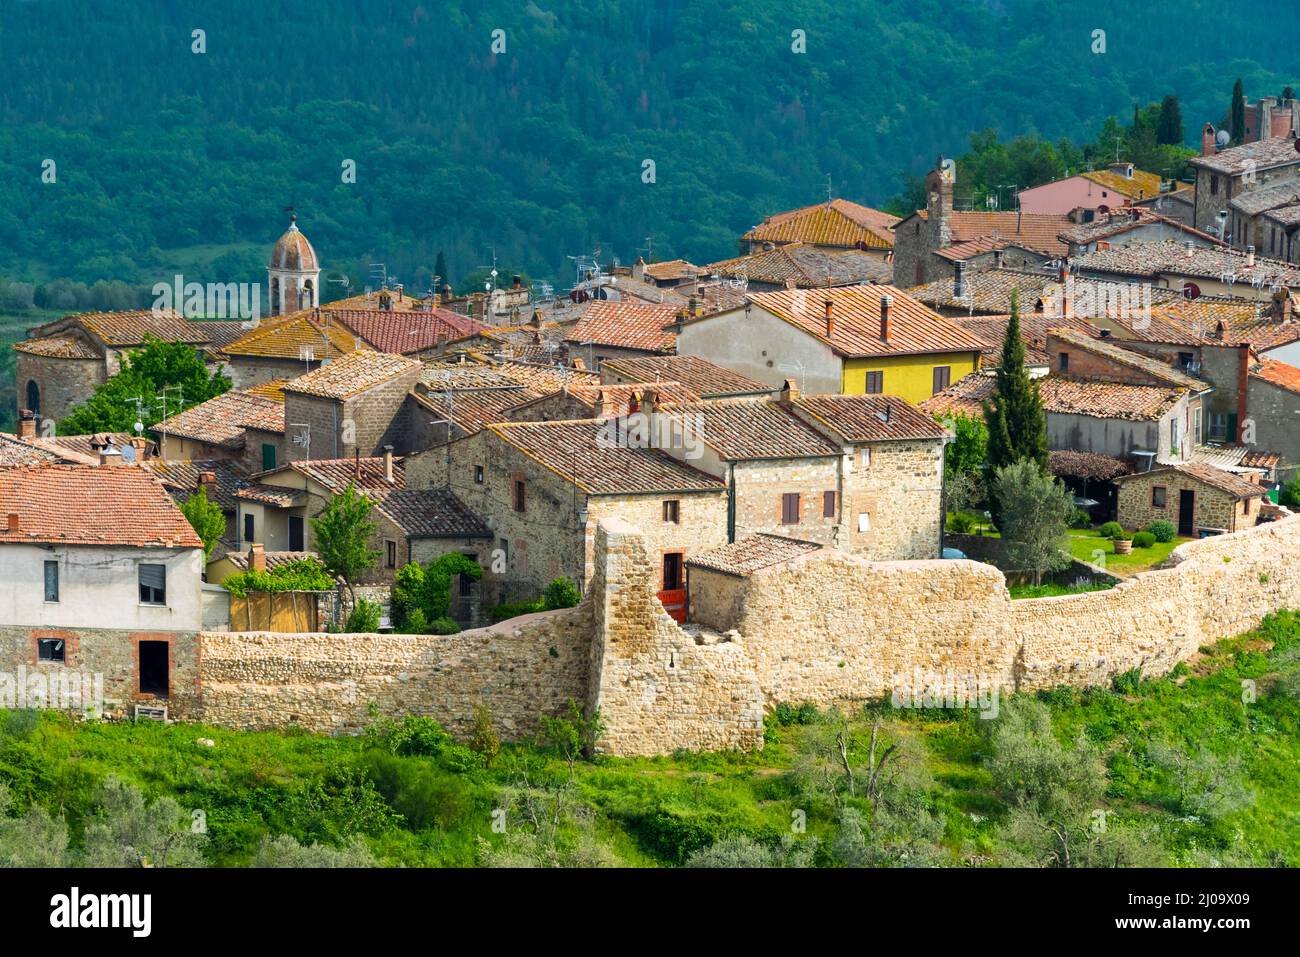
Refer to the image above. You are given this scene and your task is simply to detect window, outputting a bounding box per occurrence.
[43,561,59,602]
[25,380,40,416]
[1152,486,1167,508]
[781,492,801,525]
[859,447,871,468]
[1059,352,1070,372]
[243,513,254,543]
[261,443,277,471]
[864,371,884,394]
[662,553,684,590]
[513,480,526,512]
[1194,407,1202,444]
[138,564,166,605]
[857,512,871,532]
[932,366,951,394]
[823,491,837,518]
[1177,352,1194,370]
[385,539,397,569]
[1208,412,1229,442]
[1210,174,1219,196]
[288,515,304,552]
[474,465,484,484]
[38,638,64,662]
[663,499,680,523]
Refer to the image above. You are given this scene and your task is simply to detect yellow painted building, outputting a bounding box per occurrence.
[842,351,981,405]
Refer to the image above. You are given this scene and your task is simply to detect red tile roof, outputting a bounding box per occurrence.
[600,354,772,398]
[1250,357,1300,395]
[0,464,203,548]
[658,398,842,460]
[73,310,210,346]
[282,350,420,399]
[686,534,824,577]
[742,285,987,358]
[223,310,363,359]
[707,242,893,286]
[330,309,488,354]
[1114,462,1268,499]
[12,335,102,360]
[910,210,1071,256]
[154,390,285,448]
[793,394,950,443]
[564,300,679,353]
[919,372,1186,422]
[284,457,406,492]
[742,199,899,250]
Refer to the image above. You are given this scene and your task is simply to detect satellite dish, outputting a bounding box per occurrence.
[119,444,136,464]
[1216,129,1231,148]
[940,157,956,173]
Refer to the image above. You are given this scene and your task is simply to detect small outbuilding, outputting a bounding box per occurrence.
[1113,462,1268,537]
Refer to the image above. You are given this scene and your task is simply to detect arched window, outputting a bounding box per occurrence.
[25,380,39,416]
[302,279,315,308]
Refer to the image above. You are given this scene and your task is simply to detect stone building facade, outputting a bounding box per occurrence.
[1113,463,1267,535]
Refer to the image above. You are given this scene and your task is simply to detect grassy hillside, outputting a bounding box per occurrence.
[0,0,1294,290]
[2,611,1297,867]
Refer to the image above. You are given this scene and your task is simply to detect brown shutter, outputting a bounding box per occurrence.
[823,491,836,517]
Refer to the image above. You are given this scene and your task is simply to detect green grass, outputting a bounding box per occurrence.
[1007,581,1111,599]
[1065,527,1189,575]
[2,611,1299,867]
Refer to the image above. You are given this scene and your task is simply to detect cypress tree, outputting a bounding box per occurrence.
[982,289,1048,474]
[434,250,448,289]
[1230,79,1247,144]
[1156,95,1183,146]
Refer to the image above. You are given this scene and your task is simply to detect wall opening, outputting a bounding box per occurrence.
[139,641,169,697]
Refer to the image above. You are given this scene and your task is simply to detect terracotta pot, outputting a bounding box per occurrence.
[1113,538,1133,554]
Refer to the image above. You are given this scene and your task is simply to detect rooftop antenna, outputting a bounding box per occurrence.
[289,422,311,456]
[368,263,389,289]
[825,173,834,203]
[154,385,183,459]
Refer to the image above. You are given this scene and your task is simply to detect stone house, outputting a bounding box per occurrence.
[152,387,286,470]
[14,309,210,425]
[281,350,423,461]
[1073,239,1300,301]
[221,309,366,389]
[562,300,680,369]
[1247,358,1300,473]
[738,198,899,257]
[1057,208,1225,258]
[598,354,772,400]
[1188,134,1300,236]
[1113,462,1268,536]
[675,284,985,404]
[405,418,730,610]
[891,158,1070,286]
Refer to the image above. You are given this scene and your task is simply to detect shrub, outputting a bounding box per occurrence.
[1069,508,1093,529]
[488,599,544,622]
[222,556,334,597]
[1132,531,1156,549]
[345,598,382,633]
[542,577,581,610]
[773,701,819,726]
[1145,519,1176,543]
[427,616,460,635]
[1097,521,1123,539]
[948,512,977,534]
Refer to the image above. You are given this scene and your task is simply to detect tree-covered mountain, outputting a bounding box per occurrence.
[0,0,1295,293]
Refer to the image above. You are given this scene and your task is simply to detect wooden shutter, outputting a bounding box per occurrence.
[823,491,836,518]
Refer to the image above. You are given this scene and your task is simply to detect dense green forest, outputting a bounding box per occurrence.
[0,0,1296,297]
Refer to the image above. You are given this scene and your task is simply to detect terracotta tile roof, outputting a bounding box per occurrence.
[1049,327,1211,390]
[564,300,679,353]
[954,314,1100,365]
[741,285,987,358]
[495,360,600,393]
[244,379,290,401]
[146,458,251,511]
[1057,208,1225,246]
[1048,450,1134,481]
[1250,357,1300,395]
[235,483,306,507]
[192,320,252,349]
[506,382,700,420]
[793,394,949,443]
[36,433,138,464]
[154,389,285,447]
[1188,444,1281,474]
[707,243,892,286]
[283,350,420,400]
[330,309,489,354]
[1079,167,1165,200]
[284,457,405,492]
[920,372,1185,422]
[642,260,701,282]
[222,310,364,360]
[71,309,210,346]
[0,463,203,548]
[686,534,824,577]
[658,398,842,460]
[225,550,320,572]
[1075,240,1300,287]
[910,210,1071,256]
[1099,312,1208,347]
[600,354,772,398]
[412,387,532,434]
[1227,180,1300,216]
[323,290,439,313]
[1114,462,1268,499]
[486,420,727,495]
[1036,375,1187,421]
[419,362,523,390]
[933,235,1036,262]
[0,434,64,466]
[1189,137,1300,175]
[742,199,899,250]
[369,488,492,539]
[12,335,101,359]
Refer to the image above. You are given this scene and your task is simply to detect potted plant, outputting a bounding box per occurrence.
[1113,532,1133,554]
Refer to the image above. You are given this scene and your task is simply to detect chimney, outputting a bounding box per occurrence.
[953,260,967,300]
[824,298,835,338]
[1201,123,1216,156]
[17,408,35,439]
[632,256,646,282]
[780,378,799,405]
[249,543,267,572]
[383,445,395,484]
[641,388,659,417]
[512,274,522,290]
[1273,287,1293,322]
[530,308,543,329]
[1247,245,1256,267]
[879,294,893,341]
[396,283,404,301]
[440,283,452,303]
[98,447,124,467]
[689,295,699,319]
[1185,240,1195,259]
[129,436,151,461]
[6,513,17,532]
[198,470,216,491]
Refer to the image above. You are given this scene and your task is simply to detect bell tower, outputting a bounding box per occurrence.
[267,211,321,316]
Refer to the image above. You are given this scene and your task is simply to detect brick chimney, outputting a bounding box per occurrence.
[6,513,17,532]
[1273,287,1294,322]
[129,436,151,461]
[98,447,124,467]
[879,294,893,341]
[248,543,267,572]
[780,378,799,405]
[383,445,395,483]
[17,409,35,439]
[641,388,659,417]
[198,470,216,491]
[1201,123,1216,156]
[512,274,522,290]
[823,299,835,338]
[688,295,700,319]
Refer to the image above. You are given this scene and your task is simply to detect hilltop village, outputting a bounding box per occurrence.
[6,106,1300,753]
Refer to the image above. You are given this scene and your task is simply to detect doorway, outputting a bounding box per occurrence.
[662,553,683,590]
[288,515,305,552]
[1177,489,1195,537]
[139,641,169,697]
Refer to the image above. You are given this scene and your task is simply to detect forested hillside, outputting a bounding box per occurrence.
[0,0,1295,292]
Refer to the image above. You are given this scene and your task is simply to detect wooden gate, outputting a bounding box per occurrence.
[657,588,687,623]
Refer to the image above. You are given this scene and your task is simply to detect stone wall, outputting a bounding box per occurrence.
[16,352,105,426]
